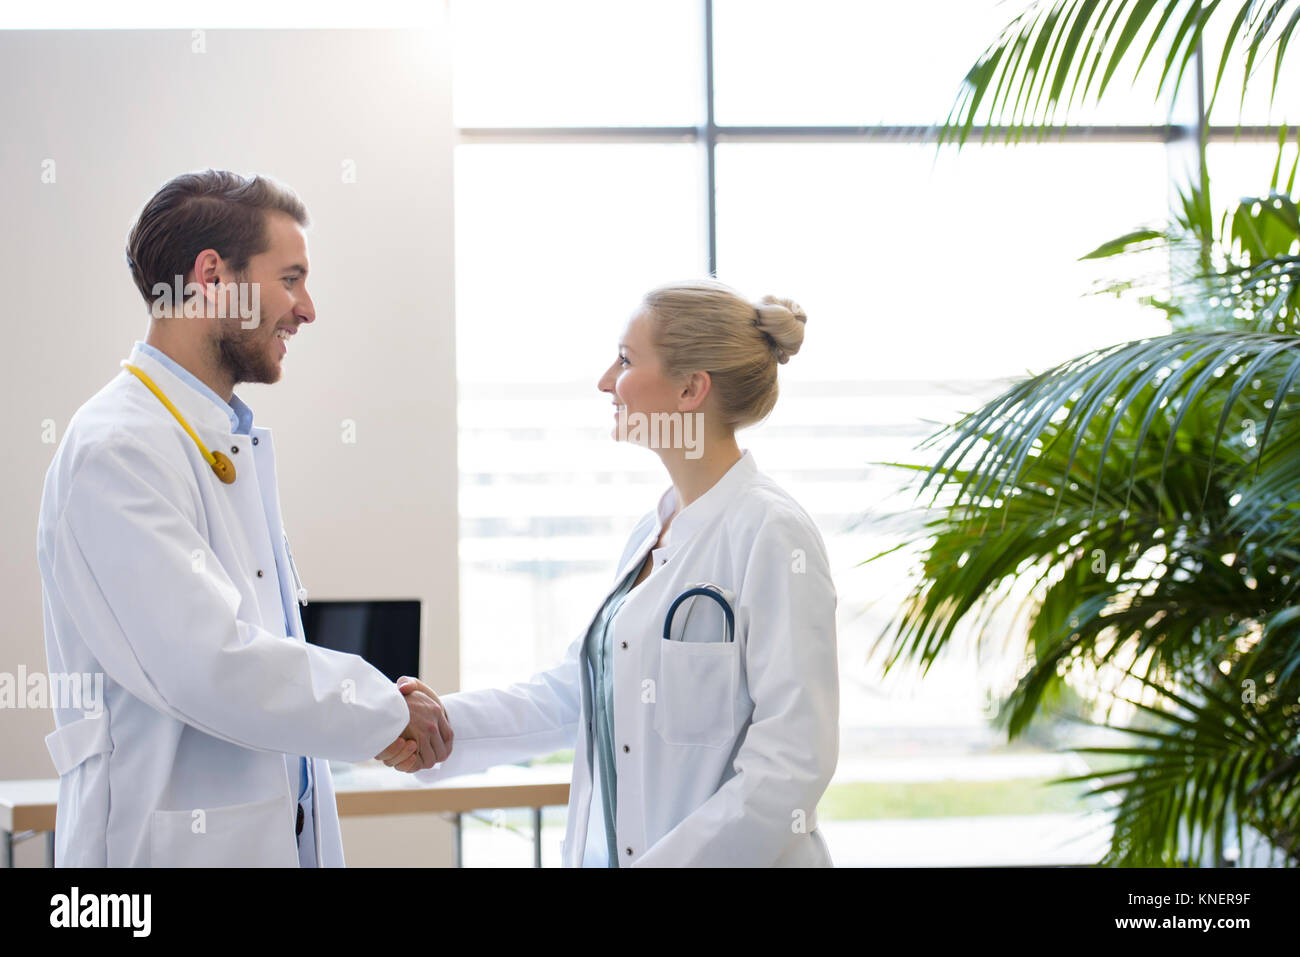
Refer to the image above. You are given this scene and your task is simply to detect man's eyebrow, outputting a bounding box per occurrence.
[282,263,308,276]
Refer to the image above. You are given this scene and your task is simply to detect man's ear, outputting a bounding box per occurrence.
[678,371,711,413]
[191,250,225,314]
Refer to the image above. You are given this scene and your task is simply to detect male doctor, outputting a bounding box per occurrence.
[37,169,451,867]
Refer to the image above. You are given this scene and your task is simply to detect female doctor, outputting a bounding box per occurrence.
[397,279,839,866]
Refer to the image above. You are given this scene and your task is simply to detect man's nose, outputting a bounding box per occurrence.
[297,290,316,324]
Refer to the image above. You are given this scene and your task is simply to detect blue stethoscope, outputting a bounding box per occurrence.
[662,583,736,643]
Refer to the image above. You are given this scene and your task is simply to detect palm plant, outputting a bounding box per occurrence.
[875,1,1300,866]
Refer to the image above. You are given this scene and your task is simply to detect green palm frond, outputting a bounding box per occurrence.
[874,326,1300,864]
[1082,134,1300,331]
[1053,670,1300,865]
[942,0,1300,147]
[873,0,1300,869]
[917,330,1300,515]
[1228,404,1300,548]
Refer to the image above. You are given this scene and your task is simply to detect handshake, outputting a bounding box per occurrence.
[374,677,453,773]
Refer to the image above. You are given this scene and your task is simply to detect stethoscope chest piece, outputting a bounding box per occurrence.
[209,450,236,484]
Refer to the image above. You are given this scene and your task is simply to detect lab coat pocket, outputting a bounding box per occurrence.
[652,639,738,748]
[150,794,299,867]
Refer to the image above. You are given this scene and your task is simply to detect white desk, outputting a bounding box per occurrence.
[0,762,572,867]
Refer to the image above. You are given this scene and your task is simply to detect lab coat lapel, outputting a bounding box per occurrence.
[250,428,301,637]
[613,523,660,583]
[249,427,332,865]
[647,451,759,565]
[124,342,234,437]
[612,486,678,582]
[568,638,595,867]
[566,509,668,867]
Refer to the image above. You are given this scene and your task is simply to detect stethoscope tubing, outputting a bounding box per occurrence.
[662,586,735,643]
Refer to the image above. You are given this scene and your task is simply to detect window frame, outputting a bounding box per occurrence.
[455,1,1291,278]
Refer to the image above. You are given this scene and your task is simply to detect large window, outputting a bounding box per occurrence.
[451,0,1295,866]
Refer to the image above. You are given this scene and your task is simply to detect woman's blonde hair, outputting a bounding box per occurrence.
[641,279,807,431]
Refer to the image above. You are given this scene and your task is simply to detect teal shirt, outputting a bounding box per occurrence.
[583,564,640,867]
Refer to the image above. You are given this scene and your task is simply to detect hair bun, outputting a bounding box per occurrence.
[753,296,807,364]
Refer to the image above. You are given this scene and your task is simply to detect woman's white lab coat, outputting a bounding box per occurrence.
[418,451,840,866]
[36,343,410,867]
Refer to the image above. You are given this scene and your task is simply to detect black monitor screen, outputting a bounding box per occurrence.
[300,600,421,683]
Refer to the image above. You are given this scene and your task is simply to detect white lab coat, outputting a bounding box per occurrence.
[418,451,839,866]
[36,343,410,867]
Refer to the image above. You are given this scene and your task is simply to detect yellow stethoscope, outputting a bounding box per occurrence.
[120,361,237,484]
[120,359,311,607]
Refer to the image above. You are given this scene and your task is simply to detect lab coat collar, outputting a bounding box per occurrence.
[125,341,244,437]
[657,449,758,554]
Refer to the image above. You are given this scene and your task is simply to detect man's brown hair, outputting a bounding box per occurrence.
[125,169,309,306]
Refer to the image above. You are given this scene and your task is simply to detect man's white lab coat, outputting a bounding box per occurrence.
[37,342,409,866]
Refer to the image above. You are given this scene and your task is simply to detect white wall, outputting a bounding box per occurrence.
[0,25,460,866]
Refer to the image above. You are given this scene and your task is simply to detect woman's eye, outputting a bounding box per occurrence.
[618,355,629,367]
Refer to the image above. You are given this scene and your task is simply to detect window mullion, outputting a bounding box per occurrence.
[704,0,717,277]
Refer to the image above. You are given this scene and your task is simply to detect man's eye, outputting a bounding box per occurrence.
[284,277,298,286]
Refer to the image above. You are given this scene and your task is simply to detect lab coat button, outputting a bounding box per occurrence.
[621,641,628,649]
[622,744,629,752]
[625,847,633,856]
[256,569,264,577]
[252,437,259,445]
[231,445,239,454]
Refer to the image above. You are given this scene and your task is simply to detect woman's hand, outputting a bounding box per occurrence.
[387,677,453,773]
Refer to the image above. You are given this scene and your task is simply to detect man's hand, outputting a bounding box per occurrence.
[374,677,453,772]
[387,677,452,773]
[374,736,419,767]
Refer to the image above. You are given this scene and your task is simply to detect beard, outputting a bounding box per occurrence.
[215,312,281,388]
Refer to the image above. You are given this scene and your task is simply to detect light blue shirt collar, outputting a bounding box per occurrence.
[134,341,254,435]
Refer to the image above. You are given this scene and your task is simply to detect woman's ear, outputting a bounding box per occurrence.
[678,371,711,413]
